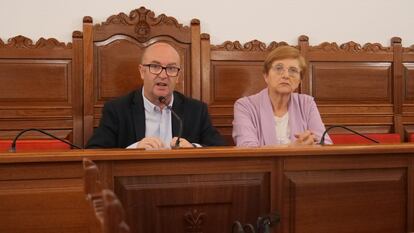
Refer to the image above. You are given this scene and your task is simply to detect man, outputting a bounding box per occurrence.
[86,42,225,149]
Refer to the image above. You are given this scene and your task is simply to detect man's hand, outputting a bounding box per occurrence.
[136,137,164,149]
[170,137,194,148]
[294,130,317,145]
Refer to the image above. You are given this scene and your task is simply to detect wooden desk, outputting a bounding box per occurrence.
[1,144,413,233]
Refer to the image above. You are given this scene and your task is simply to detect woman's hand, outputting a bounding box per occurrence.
[294,130,317,145]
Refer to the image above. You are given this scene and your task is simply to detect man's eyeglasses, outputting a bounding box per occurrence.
[271,64,301,78]
[142,64,181,77]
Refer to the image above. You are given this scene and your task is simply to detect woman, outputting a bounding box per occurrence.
[232,46,332,146]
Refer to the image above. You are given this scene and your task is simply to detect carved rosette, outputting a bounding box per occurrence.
[310,41,390,53]
[267,41,290,51]
[0,35,71,49]
[184,208,206,233]
[212,40,290,51]
[135,21,150,42]
[95,6,190,43]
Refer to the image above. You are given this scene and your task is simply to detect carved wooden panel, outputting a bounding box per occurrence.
[0,162,91,233]
[210,61,266,105]
[0,35,83,145]
[92,7,193,44]
[306,41,393,58]
[94,38,142,101]
[114,173,269,233]
[284,168,406,233]
[0,60,71,102]
[402,54,414,135]
[2,146,414,233]
[310,62,392,103]
[403,63,414,101]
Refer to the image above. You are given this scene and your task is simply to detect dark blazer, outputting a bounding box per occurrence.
[86,88,226,148]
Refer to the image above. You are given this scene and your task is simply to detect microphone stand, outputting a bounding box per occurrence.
[169,109,183,148]
[320,125,380,145]
[10,128,82,152]
[158,96,183,148]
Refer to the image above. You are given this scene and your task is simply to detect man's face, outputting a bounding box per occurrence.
[139,43,181,104]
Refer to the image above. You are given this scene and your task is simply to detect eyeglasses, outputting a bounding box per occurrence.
[142,64,181,77]
[271,64,301,78]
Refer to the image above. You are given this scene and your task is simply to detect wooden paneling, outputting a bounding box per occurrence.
[403,63,414,100]
[114,173,269,233]
[94,38,142,101]
[1,7,414,147]
[310,62,392,103]
[402,48,414,136]
[282,155,409,233]
[211,61,266,104]
[0,161,91,233]
[284,168,406,233]
[1,145,414,233]
[300,37,398,136]
[0,34,83,145]
[0,60,71,102]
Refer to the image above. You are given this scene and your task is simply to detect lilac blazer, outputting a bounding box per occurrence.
[232,88,332,146]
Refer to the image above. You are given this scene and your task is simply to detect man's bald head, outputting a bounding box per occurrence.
[140,42,181,66]
[139,41,182,106]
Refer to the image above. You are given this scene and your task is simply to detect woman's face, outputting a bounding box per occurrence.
[264,58,301,95]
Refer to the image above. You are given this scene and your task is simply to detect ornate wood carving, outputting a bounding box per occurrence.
[201,33,210,40]
[211,40,289,51]
[360,43,391,52]
[72,30,83,38]
[184,208,206,233]
[0,35,71,49]
[267,41,290,51]
[403,45,414,52]
[299,35,309,42]
[191,19,200,26]
[83,16,93,23]
[309,41,390,53]
[95,6,190,42]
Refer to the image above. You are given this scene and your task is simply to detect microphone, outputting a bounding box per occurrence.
[158,96,183,148]
[319,125,380,145]
[10,128,82,152]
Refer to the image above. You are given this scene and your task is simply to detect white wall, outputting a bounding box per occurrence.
[1,0,413,46]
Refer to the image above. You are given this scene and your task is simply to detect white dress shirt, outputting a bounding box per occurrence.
[127,89,173,148]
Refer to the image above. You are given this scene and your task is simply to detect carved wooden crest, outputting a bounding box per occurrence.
[212,40,290,52]
[0,35,71,49]
[403,44,414,52]
[96,6,190,43]
[184,208,206,233]
[310,41,390,53]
